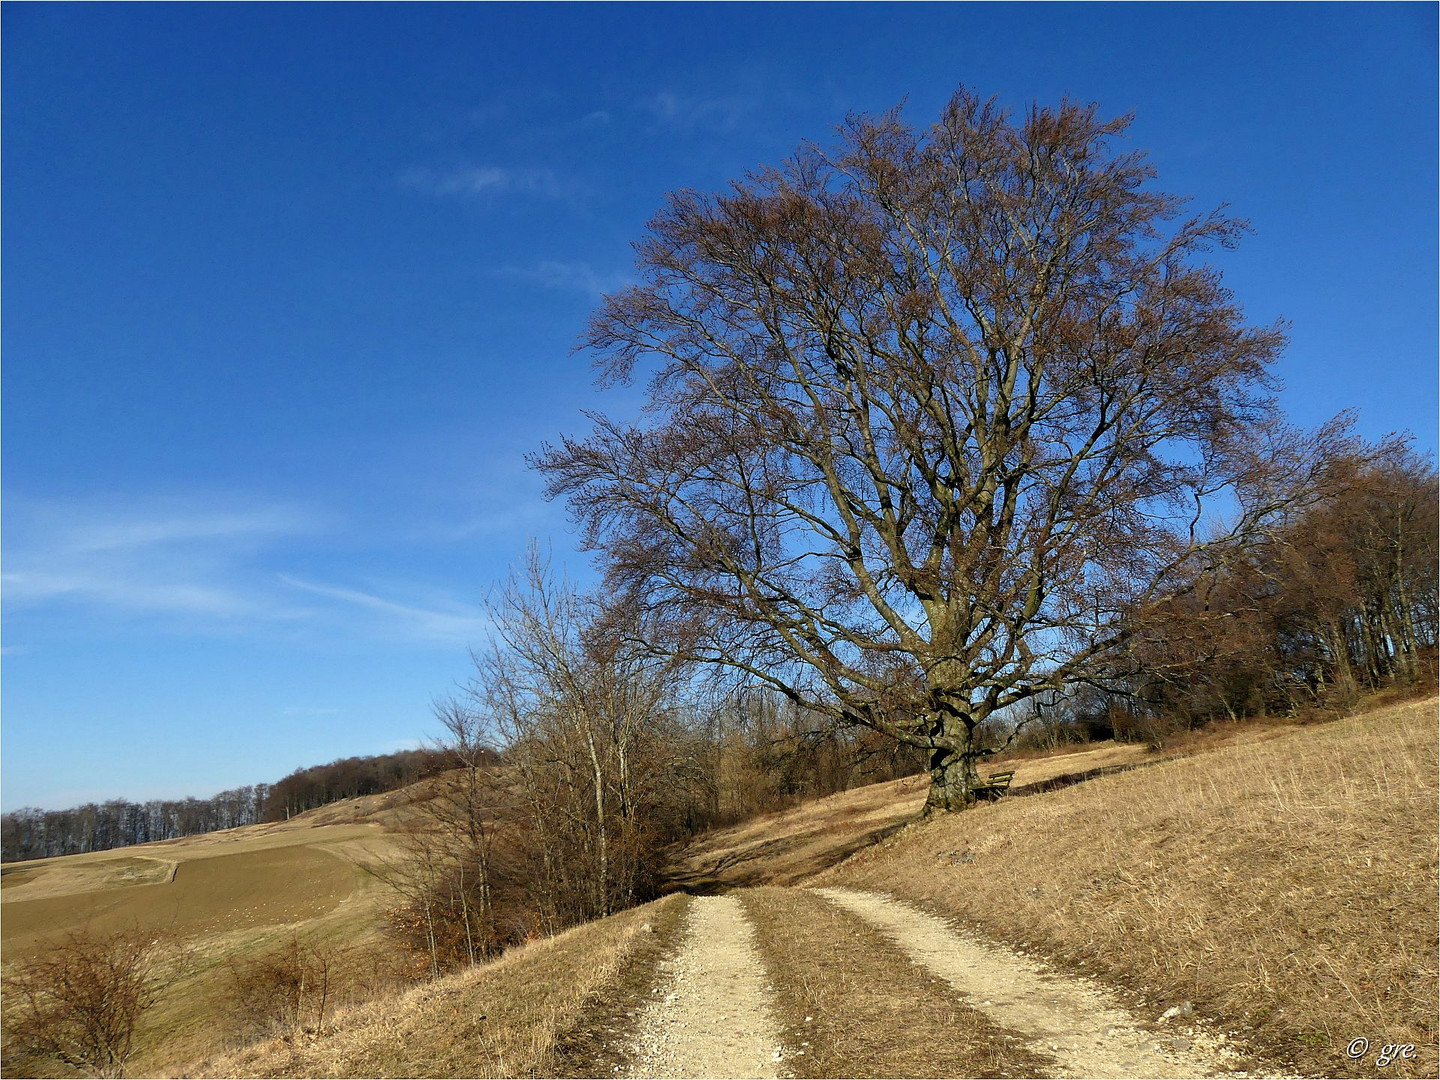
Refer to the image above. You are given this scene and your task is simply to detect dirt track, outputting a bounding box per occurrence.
[624,895,786,1078]
[619,886,1247,1079]
[818,887,1240,1078]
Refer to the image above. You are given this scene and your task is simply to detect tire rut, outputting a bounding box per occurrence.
[624,894,787,1079]
[816,886,1245,1079]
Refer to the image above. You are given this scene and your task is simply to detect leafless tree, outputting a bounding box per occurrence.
[536,86,1351,810]
[1124,439,1437,721]
[472,548,706,924]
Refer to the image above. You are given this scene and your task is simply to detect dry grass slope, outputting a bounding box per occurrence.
[199,893,688,1079]
[11,698,1432,1079]
[666,740,1157,892]
[816,697,1439,1078]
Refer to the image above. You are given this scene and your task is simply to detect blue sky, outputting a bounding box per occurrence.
[3,3,1435,811]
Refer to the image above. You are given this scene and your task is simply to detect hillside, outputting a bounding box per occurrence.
[664,739,1162,892]
[1,747,455,864]
[1,800,414,1075]
[191,695,1437,1079]
[815,696,1438,1077]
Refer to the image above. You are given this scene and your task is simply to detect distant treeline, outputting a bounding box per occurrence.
[263,747,461,821]
[1,748,451,863]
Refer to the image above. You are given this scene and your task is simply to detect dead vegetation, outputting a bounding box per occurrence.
[740,886,1048,1078]
[197,892,688,1079]
[816,696,1439,1078]
[222,935,348,1042]
[15,695,1433,1079]
[664,740,1157,892]
[2,928,190,1078]
[1,819,405,1076]
[547,893,691,1077]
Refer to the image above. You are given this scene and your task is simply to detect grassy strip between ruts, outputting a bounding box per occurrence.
[815,697,1439,1079]
[197,892,688,1079]
[547,891,691,1077]
[739,885,1051,1079]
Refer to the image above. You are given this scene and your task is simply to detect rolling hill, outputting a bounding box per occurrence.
[5,695,1435,1078]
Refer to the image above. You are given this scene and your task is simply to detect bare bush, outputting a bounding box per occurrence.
[366,700,515,977]
[472,549,712,930]
[223,935,345,1040]
[2,928,184,1078]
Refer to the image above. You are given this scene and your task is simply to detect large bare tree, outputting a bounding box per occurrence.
[536,88,1341,811]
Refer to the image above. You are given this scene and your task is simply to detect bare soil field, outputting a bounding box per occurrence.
[3,844,359,953]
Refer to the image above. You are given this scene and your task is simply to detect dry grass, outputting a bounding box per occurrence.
[547,891,691,1077]
[0,854,176,899]
[740,886,1049,1078]
[664,774,927,891]
[665,740,1155,892]
[1,815,410,1076]
[816,697,1439,1078]
[196,893,689,1079]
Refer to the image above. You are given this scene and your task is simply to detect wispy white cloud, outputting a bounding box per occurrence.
[637,89,753,133]
[400,165,580,202]
[3,570,300,620]
[62,507,317,554]
[278,575,490,645]
[499,260,632,301]
[2,497,325,623]
[3,495,498,650]
[405,505,550,545]
[634,74,818,136]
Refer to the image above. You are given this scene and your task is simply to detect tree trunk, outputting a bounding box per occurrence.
[583,729,610,917]
[921,712,980,813]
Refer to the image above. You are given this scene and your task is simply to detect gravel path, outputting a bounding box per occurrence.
[624,894,787,1079]
[816,887,1243,1079]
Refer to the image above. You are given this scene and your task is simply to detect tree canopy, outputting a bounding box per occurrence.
[537,87,1348,810]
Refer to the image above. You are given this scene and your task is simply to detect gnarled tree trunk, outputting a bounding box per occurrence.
[921,705,981,813]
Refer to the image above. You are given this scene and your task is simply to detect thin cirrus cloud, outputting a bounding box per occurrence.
[277,575,491,646]
[3,495,493,648]
[59,507,318,554]
[2,499,324,623]
[399,164,580,202]
[637,89,753,132]
[499,260,632,301]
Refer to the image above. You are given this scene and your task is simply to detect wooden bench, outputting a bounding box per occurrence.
[973,769,1016,800]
